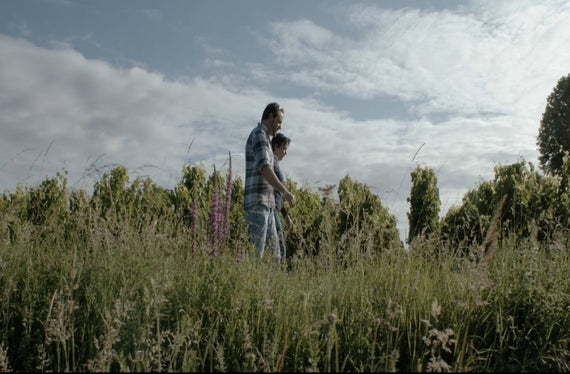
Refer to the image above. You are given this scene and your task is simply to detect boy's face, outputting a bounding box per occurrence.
[275,143,289,161]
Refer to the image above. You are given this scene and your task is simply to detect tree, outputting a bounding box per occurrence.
[407,166,440,243]
[439,159,563,250]
[91,166,130,219]
[537,73,570,176]
[338,175,401,253]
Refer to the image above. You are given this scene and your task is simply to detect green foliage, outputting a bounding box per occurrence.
[480,235,570,371]
[2,197,569,372]
[282,175,402,265]
[337,175,401,255]
[0,163,408,372]
[228,177,246,244]
[407,166,441,243]
[173,164,207,227]
[538,73,570,176]
[26,172,70,227]
[440,158,566,249]
[91,166,131,220]
[3,155,570,372]
[284,180,327,258]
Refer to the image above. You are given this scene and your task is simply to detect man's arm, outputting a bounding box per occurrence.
[261,165,296,207]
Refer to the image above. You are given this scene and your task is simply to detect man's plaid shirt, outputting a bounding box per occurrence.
[244,122,275,210]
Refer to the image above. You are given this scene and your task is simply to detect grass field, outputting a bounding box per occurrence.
[1,200,569,372]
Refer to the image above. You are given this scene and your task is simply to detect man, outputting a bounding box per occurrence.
[244,102,296,262]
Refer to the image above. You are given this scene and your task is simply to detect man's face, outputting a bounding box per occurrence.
[269,111,284,136]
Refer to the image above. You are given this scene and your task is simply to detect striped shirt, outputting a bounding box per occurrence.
[244,122,275,210]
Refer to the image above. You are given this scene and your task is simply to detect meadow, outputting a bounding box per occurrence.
[0,162,569,372]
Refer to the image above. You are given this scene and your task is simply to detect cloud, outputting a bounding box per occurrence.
[268,19,339,63]
[267,1,570,120]
[0,35,261,191]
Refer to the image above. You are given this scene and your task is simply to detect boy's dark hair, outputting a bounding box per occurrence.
[271,133,291,150]
[262,102,284,120]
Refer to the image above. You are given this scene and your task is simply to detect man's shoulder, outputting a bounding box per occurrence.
[248,123,265,137]
[250,127,270,142]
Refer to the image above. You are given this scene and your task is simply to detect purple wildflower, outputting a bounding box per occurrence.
[210,184,221,256]
[191,198,198,253]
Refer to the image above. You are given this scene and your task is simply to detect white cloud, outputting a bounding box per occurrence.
[0,35,261,191]
[267,1,570,120]
[268,19,340,64]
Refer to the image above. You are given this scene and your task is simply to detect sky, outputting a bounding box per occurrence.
[1,0,570,243]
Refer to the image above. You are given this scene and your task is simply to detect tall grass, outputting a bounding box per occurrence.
[1,190,570,372]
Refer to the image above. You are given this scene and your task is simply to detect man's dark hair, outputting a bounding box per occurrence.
[262,102,284,120]
[271,133,291,150]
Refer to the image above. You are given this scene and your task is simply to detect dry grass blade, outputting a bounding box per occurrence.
[480,194,508,263]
